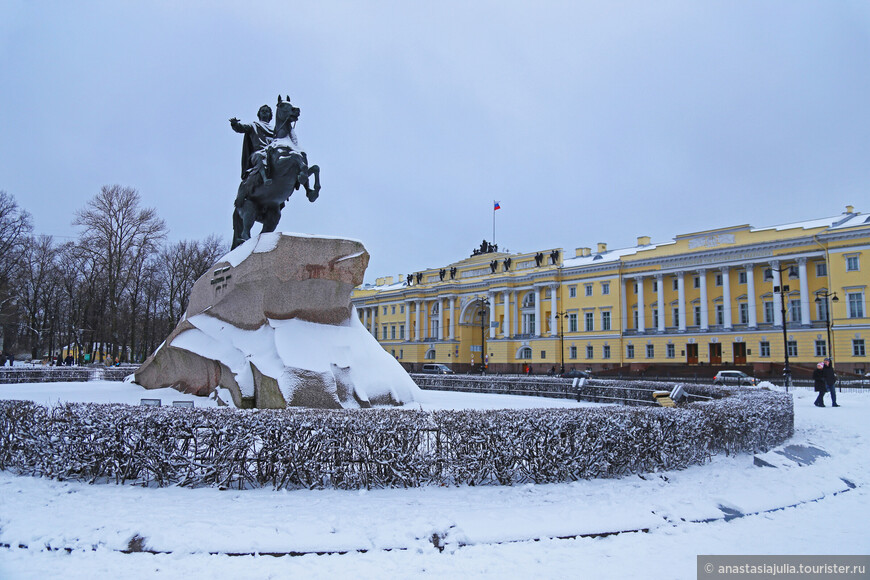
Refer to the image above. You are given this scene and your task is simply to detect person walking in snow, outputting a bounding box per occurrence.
[822,358,839,407]
[813,362,827,407]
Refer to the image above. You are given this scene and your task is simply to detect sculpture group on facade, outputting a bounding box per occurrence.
[230,96,321,249]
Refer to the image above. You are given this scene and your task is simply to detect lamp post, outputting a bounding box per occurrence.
[764,264,798,392]
[814,290,839,363]
[475,296,490,375]
[555,311,567,375]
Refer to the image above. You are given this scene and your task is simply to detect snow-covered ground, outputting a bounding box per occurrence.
[0,383,867,579]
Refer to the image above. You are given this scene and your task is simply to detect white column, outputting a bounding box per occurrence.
[620,278,628,332]
[405,302,411,341]
[449,296,456,340]
[362,307,368,330]
[721,266,732,330]
[439,298,446,340]
[512,291,519,337]
[370,307,376,335]
[550,284,558,336]
[656,274,665,333]
[422,300,429,339]
[534,288,541,337]
[746,264,757,328]
[677,272,687,332]
[503,290,511,339]
[636,276,645,333]
[798,258,811,326]
[771,260,783,327]
[699,269,709,331]
[416,300,423,341]
[489,292,496,340]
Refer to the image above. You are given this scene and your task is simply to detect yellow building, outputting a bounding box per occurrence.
[352,207,870,377]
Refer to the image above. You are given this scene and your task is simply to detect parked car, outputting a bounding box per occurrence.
[561,369,593,379]
[421,363,454,374]
[713,370,758,386]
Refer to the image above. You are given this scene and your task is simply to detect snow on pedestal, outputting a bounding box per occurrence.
[135,233,419,409]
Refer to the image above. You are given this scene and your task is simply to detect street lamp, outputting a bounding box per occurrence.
[555,311,567,375]
[475,297,490,375]
[814,290,839,363]
[764,264,798,391]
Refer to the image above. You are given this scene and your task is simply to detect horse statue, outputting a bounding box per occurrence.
[232,95,321,249]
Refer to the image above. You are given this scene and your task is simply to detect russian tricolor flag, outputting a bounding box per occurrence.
[494,201,501,211]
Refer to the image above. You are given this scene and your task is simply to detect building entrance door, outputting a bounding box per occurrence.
[709,342,722,365]
[686,343,698,365]
[733,342,747,365]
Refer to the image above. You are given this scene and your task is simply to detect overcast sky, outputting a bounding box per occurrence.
[2,1,869,282]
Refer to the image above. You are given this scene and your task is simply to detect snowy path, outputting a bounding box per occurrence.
[0,387,868,578]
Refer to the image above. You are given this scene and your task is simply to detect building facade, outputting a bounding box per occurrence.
[352,207,870,376]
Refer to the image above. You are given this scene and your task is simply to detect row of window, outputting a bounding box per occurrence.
[518,339,867,361]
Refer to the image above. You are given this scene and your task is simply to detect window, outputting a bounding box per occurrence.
[787,341,798,357]
[739,303,749,325]
[673,278,679,291]
[601,311,611,331]
[646,344,655,358]
[390,325,396,340]
[584,312,594,332]
[848,291,865,318]
[815,340,827,357]
[383,325,388,339]
[425,350,436,360]
[815,262,827,278]
[763,301,775,324]
[672,307,680,327]
[738,271,747,284]
[400,305,405,314]
[585,284,593,297]
[519,347,532,359]
[383,306,388,315]
[399,325,405,339]
[601,282,610,295]
[569,346,577,359]
[632,309,638,329]
[569,286,577,298]
[633,282,638,294]
[541,351,546,359]
[693,306,701,326]
[391,305,396,315]
[854,339,866,357]
[715,273,723,287]
[626,344,635,359]
[760,341,770,358]
[523,293,536,307]
[666,343,675,358]
[586,345,594,359]
[846,255,860,272]
[789,299,801,323]
[602,345,611,359]
[716,304,724,325]
[693,276,700,289]
[399,349,403,359]
[523,314,536,335]
[373,327,378,339]
[817,298,829,322]
[652,308,659,328]
[652,280,658,292]
[568,313,578,333]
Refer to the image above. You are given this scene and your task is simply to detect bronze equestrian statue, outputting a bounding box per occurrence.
[230,95,321,249]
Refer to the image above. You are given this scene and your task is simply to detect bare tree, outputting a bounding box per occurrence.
[162,234,227,324]
[73,185,167,361]
[0,191,33,354]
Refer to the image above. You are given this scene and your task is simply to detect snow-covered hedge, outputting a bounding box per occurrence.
[0,387,792,490]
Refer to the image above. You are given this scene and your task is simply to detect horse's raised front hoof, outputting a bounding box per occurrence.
[306,188,319,202]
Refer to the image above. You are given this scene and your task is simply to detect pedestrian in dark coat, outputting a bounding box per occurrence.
[822,358,839,407]
[813,362,826,407]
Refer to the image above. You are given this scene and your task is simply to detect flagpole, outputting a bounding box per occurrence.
[493,201,496,245]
